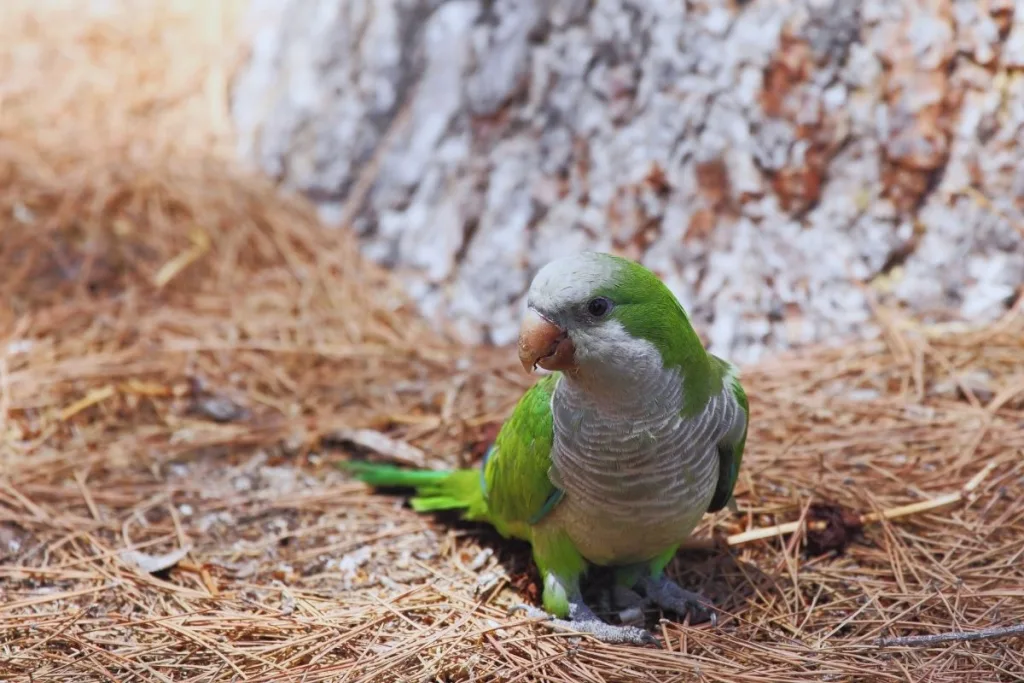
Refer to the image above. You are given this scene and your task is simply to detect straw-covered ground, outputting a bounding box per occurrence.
[2,3,1024,682]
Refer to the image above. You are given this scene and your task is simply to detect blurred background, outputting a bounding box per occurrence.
[5,0,1020,363]
[230,0,1024,362]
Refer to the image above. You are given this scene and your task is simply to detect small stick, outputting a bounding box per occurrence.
[877,623,1024,648]
[177,559,220,597]
[153,227,211,289]
[73,470,102,522]
[721,461,997,547]
[724,519,807,546]
[59,385,116,421]
[328,428,427,467]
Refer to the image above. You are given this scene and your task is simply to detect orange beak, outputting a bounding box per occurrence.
[517,309,575,373]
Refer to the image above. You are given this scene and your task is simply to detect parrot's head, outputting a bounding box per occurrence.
[518,251,702,378]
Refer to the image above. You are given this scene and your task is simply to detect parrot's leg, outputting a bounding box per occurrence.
[611,563,649,626]
[507,527,660,646]
[637,546,717,627]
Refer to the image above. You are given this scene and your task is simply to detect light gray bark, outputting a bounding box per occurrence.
[231,0,1024,363]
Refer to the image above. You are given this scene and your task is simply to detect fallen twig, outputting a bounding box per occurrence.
[720,461,997,547]
[326,428,427,467]
[877,623,1024,648]
[59,385,116,421]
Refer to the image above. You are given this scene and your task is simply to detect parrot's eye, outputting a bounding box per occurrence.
[587,297,613,317]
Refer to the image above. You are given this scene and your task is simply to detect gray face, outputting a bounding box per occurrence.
[525,253,662,374]
[526,252,622,331]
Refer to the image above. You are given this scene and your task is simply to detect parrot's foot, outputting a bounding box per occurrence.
[639,577,717,627]
[611,585,647,627]
[507,603,660,647]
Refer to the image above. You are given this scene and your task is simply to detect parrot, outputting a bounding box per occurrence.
[343,251,748,645]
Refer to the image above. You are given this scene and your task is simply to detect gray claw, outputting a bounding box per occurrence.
[641,577,717,627]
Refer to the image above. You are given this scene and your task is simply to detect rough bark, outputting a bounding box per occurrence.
[231,0,1024,362]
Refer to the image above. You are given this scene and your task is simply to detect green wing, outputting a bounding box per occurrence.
[482,372,563,539]
[706,356,748,514]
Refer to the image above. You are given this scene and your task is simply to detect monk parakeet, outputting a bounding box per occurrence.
[344,252,748,645]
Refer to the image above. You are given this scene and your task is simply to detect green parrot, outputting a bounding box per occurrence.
[343,251,748,645]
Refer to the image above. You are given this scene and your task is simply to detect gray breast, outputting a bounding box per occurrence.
[547,372,739,563]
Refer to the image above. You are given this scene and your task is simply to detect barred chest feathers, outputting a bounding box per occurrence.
[541,348,739,566]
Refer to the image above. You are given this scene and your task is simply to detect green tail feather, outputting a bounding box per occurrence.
[341,461,491,523]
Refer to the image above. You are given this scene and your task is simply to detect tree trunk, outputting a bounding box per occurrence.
[230,0,1024,362]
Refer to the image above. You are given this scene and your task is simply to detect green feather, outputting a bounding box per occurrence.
[341,373,565,544]
[340,461,491,522]
[482,372,562,530]
[342,370,593,622]
[591,254,722,417]
[340,372,585,618]
[706,355,748,513]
